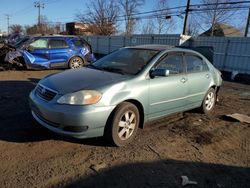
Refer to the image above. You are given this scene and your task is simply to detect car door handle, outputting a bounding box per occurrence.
[180,78,187,83]
[206,74,210,78]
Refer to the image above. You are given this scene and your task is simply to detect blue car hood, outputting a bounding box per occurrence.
[40,68,130,94]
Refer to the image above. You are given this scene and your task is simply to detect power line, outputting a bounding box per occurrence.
[190,0,250,8]
[190,5,250,12]
[112,5,250,23]
[11,5,34,16]
[113,1,250,20]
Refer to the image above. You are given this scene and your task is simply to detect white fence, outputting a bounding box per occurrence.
[83,35,250,74]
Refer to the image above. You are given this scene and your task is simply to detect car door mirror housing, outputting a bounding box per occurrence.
[150,69,170,78]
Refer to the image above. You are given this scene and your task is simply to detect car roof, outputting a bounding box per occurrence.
[128,44,174,51]
[127,44,213,63]
[32,35,81,40]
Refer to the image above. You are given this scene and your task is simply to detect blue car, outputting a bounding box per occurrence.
[4,35,95,69]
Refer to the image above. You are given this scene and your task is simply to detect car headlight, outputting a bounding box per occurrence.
[57,90,102,105]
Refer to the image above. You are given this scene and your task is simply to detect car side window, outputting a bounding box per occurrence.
[72,39,89,48]
[29,39,48,49]
[185,55,209,73]
[49,39,68,49]
[72,39,82,47]
[156,54,184,75]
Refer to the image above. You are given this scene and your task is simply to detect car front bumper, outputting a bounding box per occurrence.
[29,91,115,139]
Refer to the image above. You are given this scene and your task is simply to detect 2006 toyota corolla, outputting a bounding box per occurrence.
[29,45,222,146]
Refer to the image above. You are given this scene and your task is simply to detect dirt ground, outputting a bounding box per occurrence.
[0,70,249,188]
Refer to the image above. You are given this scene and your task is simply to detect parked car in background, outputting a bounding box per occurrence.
[29,45,222,146]
[4,35,95,69]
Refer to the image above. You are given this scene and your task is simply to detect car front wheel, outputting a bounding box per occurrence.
[202,88,216,114]
[105,102,139,147]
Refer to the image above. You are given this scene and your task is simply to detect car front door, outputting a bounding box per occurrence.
[148,53,188,120]
[48,39,70,68]
[184,53,212,108]
[24,38,49,65]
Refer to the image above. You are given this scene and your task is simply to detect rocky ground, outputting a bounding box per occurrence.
[0,70,249,188]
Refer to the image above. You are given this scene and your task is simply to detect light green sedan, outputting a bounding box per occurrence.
[29,45,222,146]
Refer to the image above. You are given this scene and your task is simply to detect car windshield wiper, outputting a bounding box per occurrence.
[100,67,126,75]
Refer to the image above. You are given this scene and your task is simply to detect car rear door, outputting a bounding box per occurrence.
[184,53,212,108]
[48,38,70,68]
[148,52,188,119]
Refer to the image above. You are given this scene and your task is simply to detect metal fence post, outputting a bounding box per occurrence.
[151,35,154,44]
[222,39,230,70]
[97,36,99,54]
[123,36,125,47]
[108,36,111,53]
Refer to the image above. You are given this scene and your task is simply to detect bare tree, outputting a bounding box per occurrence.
[9,24,23,34]
[142,20,155,34]
[25,16,61,35]
[186,15,200,36]
[119,0,144,36]
[76,0,119,35]
[154,0,174,34]
[199,0,242,36]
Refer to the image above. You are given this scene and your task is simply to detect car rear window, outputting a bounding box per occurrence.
[49,39,68,48]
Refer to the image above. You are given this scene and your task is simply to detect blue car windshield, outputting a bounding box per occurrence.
[14,37,31,48]
[91,48,159,75]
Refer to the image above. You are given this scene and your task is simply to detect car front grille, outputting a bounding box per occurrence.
[35,84,57,101]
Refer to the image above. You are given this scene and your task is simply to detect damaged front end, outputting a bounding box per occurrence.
[4,49,25,68]
[0,43,21,69]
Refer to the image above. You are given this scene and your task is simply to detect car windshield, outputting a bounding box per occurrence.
[14,37,31,48]
[90,48,159,75]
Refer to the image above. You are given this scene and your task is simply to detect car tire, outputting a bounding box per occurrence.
[201,88,216,114]
[69,56,86,69]
[105,102,140,147]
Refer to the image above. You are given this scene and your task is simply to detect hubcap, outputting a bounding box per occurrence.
[118,110,136,140]
[71,57,83,69]
[205,92,215,111]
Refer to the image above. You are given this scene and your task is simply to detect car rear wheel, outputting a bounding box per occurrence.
[69,56,85,69]
[105,102,139,147]
[202,88,216,114]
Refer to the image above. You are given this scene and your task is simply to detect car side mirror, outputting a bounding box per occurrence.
[150,69,170,78]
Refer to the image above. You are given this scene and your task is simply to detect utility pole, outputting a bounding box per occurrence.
[34,1,45,25]
[244,7,250,37]
[5,14,10,35]
[182,0,191,35]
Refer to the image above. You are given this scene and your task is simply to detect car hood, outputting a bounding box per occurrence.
[39,68,130,94]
